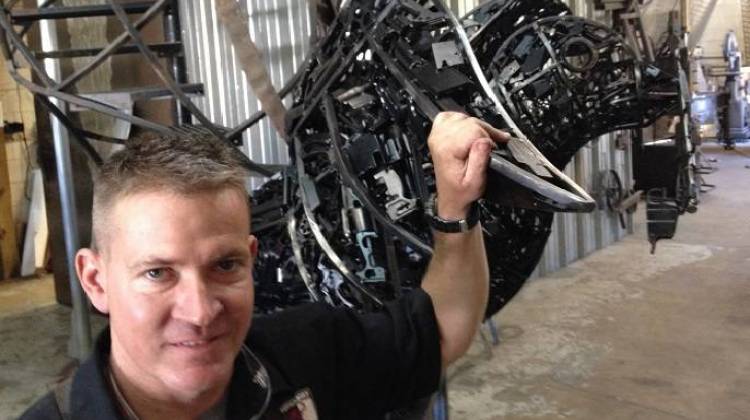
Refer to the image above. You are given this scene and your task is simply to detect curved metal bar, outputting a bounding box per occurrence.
[226,109,267,143]
[35,95,103,165]
[466,1,512,44]
[322,94,433,255]
[434,0,521,138]
[287,212,320,302]
[294,137,384,308]
[0,8,55,86]
[9,69,178,134]
[236,154,282,177]
[65,128,125,145]
[531,21,587,112]
[0,17,14,64]
[488,153,595,212]
[287,1,398,138]
[14,0,57,40]
[58,0,168,91]
[369,39,441,121]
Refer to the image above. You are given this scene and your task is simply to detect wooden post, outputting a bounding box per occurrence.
[0,128,20,279]
[681,0,691,33]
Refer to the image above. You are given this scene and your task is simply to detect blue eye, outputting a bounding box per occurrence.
[145,268,165,280]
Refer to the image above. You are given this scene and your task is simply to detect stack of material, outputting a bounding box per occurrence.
[0,65,40,280]
[0,125,19,279]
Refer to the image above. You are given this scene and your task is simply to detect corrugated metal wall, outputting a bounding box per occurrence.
[179,0,313,187]
[742,0,750,63]
[688,0,742,57]
[692,0,713,22]
[180,0,633,279]
[534,0,633,277]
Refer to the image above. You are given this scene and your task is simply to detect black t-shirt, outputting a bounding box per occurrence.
[20,289,441,419]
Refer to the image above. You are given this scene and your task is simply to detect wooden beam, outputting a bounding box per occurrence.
[0,129,20,279]
[681,0,691,33]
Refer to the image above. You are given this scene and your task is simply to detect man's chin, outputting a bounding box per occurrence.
[162,363,233,401]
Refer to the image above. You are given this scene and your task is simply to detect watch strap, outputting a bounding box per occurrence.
[428,199,480,233]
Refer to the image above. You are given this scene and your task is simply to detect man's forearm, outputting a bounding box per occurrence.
[420,111,507,367]
[421,224,489,367]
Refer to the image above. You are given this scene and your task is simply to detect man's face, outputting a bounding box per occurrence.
[92,187,256,401]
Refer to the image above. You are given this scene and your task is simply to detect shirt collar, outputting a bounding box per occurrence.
[70,327,271,420]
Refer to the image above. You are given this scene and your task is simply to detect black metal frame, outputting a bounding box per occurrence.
[0,0,285,176]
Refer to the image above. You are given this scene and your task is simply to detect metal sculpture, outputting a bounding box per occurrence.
[0,0,687,319]
[483,15,677,166]
[251,0,686,316]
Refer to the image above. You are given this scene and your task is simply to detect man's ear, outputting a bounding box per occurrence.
[75,248,109,314]
[248,234,259,260]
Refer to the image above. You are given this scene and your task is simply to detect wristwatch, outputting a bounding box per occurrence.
[426,195,480,233]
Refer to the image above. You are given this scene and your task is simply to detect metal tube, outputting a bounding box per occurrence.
[38,2,92,360]
[53,111,92,360]
[163,0,189,125]
[35,96,103,165]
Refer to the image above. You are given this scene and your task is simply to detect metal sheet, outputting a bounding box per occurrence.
[448,0,478,16]
[179,0,312,188]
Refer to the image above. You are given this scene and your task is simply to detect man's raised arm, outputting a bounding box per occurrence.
[420,112,509,367]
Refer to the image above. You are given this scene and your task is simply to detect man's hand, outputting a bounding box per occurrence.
[428,112,510,220]
[422,112,509,368]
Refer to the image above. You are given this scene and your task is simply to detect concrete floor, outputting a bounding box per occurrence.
[0,144,748,419]
[0,275,107,418]
[449,144,750,419]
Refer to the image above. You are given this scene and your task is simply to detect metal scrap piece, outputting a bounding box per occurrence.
[506,137,552,177]
[432,41,464,69]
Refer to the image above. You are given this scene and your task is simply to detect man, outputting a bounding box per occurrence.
[21,112,508,419]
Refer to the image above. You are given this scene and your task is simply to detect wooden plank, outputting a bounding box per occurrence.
[21,169,48,277]
[0,128,20,279]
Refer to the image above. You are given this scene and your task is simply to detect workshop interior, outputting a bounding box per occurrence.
[0,0,748,418]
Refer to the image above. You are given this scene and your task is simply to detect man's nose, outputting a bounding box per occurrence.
[172,274,223,326]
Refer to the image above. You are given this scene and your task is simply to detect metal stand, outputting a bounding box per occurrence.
[53,110,93,360]
[37,1,92,360]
